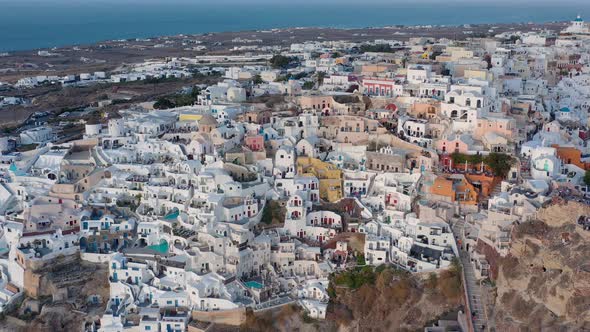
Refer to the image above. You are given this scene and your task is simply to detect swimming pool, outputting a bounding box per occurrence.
[244,281,264,289]
[163,210,179,220]
[147,240,169,254]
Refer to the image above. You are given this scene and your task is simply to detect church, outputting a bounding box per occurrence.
[562,15,590,35]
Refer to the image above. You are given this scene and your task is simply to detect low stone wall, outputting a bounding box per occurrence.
[27,250,80,273]
[191,307,246,326]
[81,252,114,264]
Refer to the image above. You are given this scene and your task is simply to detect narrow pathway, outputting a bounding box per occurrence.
[451,218,488,332]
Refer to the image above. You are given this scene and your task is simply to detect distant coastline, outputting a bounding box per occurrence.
[1,2,589,52]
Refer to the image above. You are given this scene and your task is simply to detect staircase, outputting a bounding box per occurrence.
[480,181,502,209]
[92,147,111,167]
[490,181,502,197]
[451,218,489,332]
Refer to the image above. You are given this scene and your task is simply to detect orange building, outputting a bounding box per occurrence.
[464,173,501,198]
[552,145,590,170]
[431,174,478,205]
[409,101,440,119]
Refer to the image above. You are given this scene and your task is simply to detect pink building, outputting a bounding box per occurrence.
[435,134,473,154]
[362,78,403,97]
[474,117,516,140]
[299,95,333,111]
[244,135,264,151]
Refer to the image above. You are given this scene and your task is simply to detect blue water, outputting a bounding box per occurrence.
[245,281,264,289]
[0,1,589,52]
[164,209,180,220]
[147,239,169,254]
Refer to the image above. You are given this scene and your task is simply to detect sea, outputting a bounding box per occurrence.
[1,0,590,52]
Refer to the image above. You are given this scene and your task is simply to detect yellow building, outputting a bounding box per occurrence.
[464,69,493,82]
[334,57,348,65]
[179,113,203,122]
[296,157,343,202]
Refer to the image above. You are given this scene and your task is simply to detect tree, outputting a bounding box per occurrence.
[302,81,314,90]
[173,93,195,107]
[253,74,263,85]
[153,98,175,110]
[274,75,288,82]
[356,253,366,266]
[429,51,442,60]
[584,170,590,186]
[291,72,308,80]
[451,152,483,165]
[260,201,284,225]
[317,71,326,85]
[451,152,468,165]
[484,152,514,177]
[269,55,293,69]
[359,44,394,53]
[450,257,462,276]
[508,35,520,44]
[190,86,201,99]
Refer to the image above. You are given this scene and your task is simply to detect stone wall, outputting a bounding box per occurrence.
[191,307,247,326]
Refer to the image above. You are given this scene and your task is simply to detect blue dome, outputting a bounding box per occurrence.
[560,107,570,112]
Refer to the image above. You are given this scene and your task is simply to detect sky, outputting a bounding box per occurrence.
[1,0,589,3]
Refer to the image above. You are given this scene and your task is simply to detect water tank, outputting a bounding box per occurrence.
[227,87,246,102]
[0,136,9,154]
[85,124,102,137]
[108,119,125,137]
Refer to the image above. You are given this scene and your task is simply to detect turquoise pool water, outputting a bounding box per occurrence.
[163,210,179,220]
[147,240,169,254]
[244,281,264,289]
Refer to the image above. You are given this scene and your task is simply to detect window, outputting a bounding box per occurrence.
[145,326,151,331]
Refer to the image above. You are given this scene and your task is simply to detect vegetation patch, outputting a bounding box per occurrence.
[450,152,515,177]
[260,200,286,227]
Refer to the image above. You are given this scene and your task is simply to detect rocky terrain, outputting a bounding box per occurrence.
[238,304,337,332]
[0,259,110,332]
[326,264,464,331]
[241,202,590,332]
[486,201,590,331]
[235,263,464,332]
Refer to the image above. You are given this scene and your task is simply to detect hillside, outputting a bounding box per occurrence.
[235,264,464,332]
[488,201,590,330]
[326,264,464,331]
